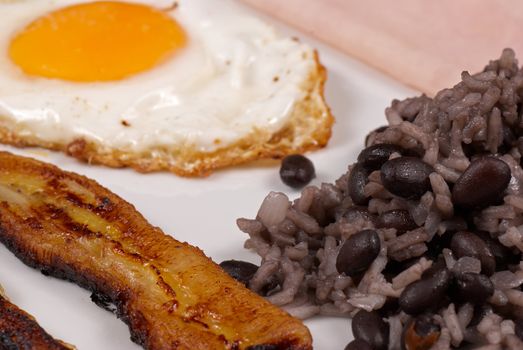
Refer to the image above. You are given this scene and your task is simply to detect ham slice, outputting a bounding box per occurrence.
[241,0,523,94]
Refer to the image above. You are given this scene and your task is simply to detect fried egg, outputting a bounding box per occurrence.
[0,0,332,175]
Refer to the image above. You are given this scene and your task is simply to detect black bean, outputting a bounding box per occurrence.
[452,157,511,209]
[345,339,372,350]
[377,298,400,318]
[425,233,453,260]
[384,259,420,284]
[450,231,496,275]
[491,303,517,321]
[337,206,376,224]
[358,144,404,170]
[219,260,258,286]
[421,256,447,279]
[336,230,381,277]
[377,209,417,233]
[455,273,494,304]
[279,154,315,188]
[401,314,440,350]
[352,310,389,350]
[461,141,488,159]
[380,157,434,199]
[515,318,523,340]
[477,231,519,269]
[468,304,493,327]
[399,268,452,315]
[348,163,370,205]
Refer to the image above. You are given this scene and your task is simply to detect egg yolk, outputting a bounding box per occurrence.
[8,1,186,82]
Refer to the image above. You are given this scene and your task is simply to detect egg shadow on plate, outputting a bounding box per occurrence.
[323,67,360,150]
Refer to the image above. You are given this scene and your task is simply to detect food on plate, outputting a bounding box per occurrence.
[0,151,312,349]
[238,49,523,348]
[0,0,333,176]
[0,287,74,349]
[279,154,316,188]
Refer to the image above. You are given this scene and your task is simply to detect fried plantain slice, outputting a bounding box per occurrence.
[0,291,74,349]
[0,151,312,350]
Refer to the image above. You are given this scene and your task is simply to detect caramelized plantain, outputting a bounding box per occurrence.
[0,151,312,350]
[0,292,74,349]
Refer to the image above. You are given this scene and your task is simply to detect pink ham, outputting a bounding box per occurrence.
[241,0,523,94]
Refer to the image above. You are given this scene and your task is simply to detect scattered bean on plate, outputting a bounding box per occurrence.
[219,260,258,286]
[279,154,316,188]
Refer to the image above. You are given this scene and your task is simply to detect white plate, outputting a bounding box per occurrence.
[0,2,415,349]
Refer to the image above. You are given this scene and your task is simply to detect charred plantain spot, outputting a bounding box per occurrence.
[182,315,209,329]
[219,335,242,350]
[107,241,153,269]
[161,299,178,313]
[181,302,219,330]
[47,178,60,191]
[44,203,64,219]
[40,203,97,238]
[0,296,71,349]
[90,292,117,314]
[148,264,178,299]
[127,251,148,264]
[0,332,19,350]
[247,345,279,350]
[23,217,43,230]
[64,192,88,208]
[247,344,290,350]
[96,197,113,212]
[217,334,227,344]
[64,221,89,234]
[156,274,177,299]
[126,309,149,347]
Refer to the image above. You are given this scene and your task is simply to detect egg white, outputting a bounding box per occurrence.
[0,0,316,153]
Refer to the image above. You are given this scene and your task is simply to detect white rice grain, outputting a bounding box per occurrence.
[392,257,432,290]
[387,315,403,350]
[257,192,290,228]
[491,271,523,290]
[505,289,523,307]
[443,304,463,347]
